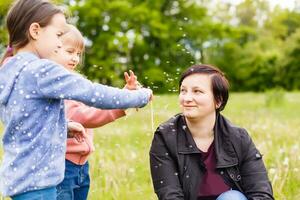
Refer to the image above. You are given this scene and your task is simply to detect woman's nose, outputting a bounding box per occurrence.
[183,92,193,101]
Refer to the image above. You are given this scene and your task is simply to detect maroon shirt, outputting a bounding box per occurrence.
[197,142,230,200]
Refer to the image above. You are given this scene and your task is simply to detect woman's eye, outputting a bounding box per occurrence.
[194,90,202,94]
[180,88,186,93]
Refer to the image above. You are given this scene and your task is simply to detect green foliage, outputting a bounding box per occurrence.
[0,0,300,91]
[0,0,12,55]
[279,28,300,90]
[66,0,232,92]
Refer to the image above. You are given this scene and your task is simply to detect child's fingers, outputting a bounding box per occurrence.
[73,125,82,132]
[74,135,82,143]
[147,88,154,101]
[124,72,129,82]
[129,70,135,77]
[73,132,84,143]
[68,121,85,132]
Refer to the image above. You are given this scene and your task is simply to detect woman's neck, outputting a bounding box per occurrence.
[185,112,216,139]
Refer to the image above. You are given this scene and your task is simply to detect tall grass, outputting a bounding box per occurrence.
[0,92,300,199]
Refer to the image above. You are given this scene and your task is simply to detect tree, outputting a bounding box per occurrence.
[279,28,300,90]
[0,0,12,55]
[67,0,218,92]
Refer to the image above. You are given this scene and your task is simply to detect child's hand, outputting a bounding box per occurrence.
[146,88,154,101]
[67,121,86,143]
[124,70,142,90]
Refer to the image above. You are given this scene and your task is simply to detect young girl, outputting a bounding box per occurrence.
[0,0,152,199]
[50,24,138,200]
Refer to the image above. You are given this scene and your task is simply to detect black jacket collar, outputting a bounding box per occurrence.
[176,113,238,168]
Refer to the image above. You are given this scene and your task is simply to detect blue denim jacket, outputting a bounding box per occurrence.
[0,52,151,196]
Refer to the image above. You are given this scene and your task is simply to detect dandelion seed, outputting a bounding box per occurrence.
[283,157,289,166]
[128,168,135,173]
[269,168,276,174]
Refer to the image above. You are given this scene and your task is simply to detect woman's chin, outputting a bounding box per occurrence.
[183,112,196,119]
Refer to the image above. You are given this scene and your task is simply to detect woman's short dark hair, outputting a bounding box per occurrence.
[179,64,229,112]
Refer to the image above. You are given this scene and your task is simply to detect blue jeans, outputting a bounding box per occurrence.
[12,187,56,200]
[56,160,90,200]
[216,190,248,200]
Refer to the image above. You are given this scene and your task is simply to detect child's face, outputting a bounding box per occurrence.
[33,14,68,59]
[51,38,82,70]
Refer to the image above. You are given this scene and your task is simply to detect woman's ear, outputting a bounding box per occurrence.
[215,101,221,110]
[28,23,41,40]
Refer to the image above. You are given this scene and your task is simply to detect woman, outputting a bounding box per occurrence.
[149,64,274,200]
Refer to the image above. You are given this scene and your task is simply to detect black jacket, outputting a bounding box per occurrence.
[150,113,274,200]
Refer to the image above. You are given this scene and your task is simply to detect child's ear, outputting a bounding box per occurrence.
[28,23,41,40]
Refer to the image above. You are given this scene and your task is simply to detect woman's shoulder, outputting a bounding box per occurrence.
[219,114,252,144]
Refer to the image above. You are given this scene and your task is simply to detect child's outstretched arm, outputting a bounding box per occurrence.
[65,70,147,129]
[36,60,152,109]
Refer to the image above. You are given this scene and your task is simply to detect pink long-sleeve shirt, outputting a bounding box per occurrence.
[65,100,126,165]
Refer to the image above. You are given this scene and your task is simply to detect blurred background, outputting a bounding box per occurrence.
[1,0,300,93]
[0,0,300,199]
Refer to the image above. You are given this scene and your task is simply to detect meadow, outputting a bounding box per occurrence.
[0,92,300,200]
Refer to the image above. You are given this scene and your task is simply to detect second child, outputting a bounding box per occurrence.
[50,24,140,200]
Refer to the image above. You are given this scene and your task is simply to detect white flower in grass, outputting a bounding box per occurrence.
[269,168,276,174]
[283,157,289,166]
[131,151,137,159]
[128,168,135,173]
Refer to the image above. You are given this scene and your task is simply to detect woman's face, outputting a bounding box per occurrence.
[179,73,217,120]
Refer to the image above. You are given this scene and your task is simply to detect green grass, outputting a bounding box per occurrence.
[1,92,300,199]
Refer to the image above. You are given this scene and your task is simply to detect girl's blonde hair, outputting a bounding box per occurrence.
[62,24,85,66]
